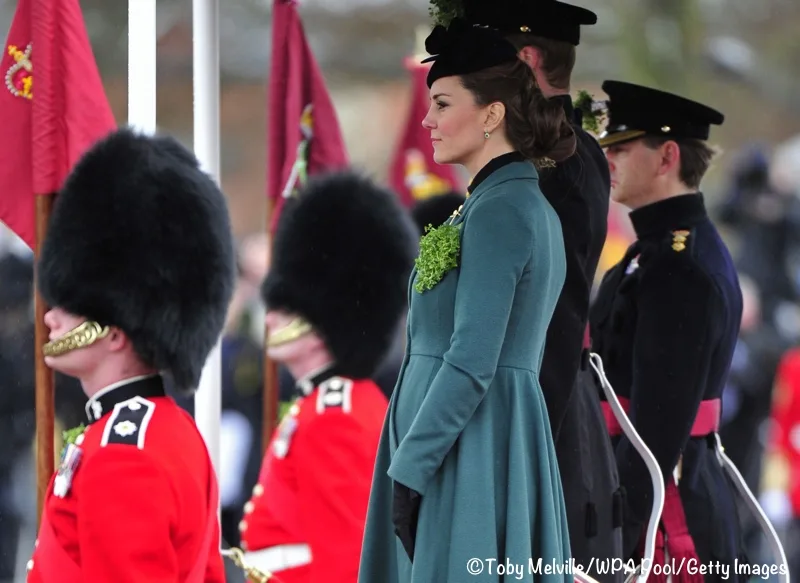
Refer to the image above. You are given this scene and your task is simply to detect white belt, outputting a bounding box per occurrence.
[244,543,312,573]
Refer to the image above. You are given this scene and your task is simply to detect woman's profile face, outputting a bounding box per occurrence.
[422,76,487,167]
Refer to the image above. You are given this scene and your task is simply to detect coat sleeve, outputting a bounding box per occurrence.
[614,254,723,551]
[387,191,539,495]
[77,446,180,583]
[295,411,376,583]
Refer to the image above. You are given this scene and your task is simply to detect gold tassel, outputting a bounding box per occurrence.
[221,547,284,583]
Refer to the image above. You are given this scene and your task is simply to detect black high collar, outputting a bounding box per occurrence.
[552,94,579,125]
[467,151,525,195]
[629,193,708,240]
[295,365,340,398]
[85,374,166,424]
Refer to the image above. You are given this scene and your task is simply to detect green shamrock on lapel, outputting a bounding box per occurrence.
[414,222,462,293]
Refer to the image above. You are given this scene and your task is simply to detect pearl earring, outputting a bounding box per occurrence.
[484,131,490,139]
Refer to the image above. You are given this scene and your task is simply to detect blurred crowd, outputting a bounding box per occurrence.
[2,134,800,582]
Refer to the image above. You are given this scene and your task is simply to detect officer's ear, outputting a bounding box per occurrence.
[656,140,681,178]
[106,327,130,353]
[517,45,542,70]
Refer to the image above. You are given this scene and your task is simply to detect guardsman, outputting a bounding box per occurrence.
[589,81,748,581]
[26,128,236,582]
[762,346,800,576]
[238,170,416,583]
[445,0,622,576]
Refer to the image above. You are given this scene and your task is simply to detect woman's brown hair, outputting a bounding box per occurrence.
[459,59,577,164]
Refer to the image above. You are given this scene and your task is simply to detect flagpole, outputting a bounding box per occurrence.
[263,196,278,454]
[34,195,55,524]
[127,0,157,133]
[192,0,222,478]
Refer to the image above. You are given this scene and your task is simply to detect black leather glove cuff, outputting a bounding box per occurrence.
[392,482,422,562]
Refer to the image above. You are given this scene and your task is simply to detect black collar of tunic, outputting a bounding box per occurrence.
[467,151,526,195]
[295,364,340,397]
[629,193,708,240]
[85,374,165,424]
[551,94,580,125]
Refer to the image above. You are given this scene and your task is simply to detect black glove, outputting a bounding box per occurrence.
[392,481,422,562]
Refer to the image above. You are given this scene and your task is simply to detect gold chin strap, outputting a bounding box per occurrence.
[266,317,313,348]
[42,321,110,357]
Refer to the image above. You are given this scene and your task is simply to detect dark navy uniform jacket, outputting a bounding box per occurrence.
[589,193,747,577]
[538,96,621,581]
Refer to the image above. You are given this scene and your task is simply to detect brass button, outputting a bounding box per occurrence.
[238,520,248,532]
[252,484,264,497]
[244,501,255,514]
[26,559,34,571]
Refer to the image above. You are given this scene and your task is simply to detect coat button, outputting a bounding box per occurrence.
[26,559,34,571]
[244,501,255,514]
[239,520,248,532]
[252,484,264,497]
[241,540,248,551]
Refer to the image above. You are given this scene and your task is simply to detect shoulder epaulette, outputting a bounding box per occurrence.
[670,229,692,253]
[316,376,353,414]
[100,396,156,449]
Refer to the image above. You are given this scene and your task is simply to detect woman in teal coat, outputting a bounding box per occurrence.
[358,19,577,583]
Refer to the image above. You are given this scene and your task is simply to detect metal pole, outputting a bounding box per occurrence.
[128,0,157,133]
[192,0,222,478]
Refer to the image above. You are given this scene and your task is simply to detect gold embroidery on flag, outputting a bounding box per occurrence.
[281,103,314,199]
[6,43,32,100]
[404,149,451,200]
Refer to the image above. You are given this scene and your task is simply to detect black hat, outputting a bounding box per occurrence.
[262,170,416,378]
[411,192,466,234]
[444,0,597,46]
[598,81,725,148]
[423,18,519,88]
[37,128,236,394]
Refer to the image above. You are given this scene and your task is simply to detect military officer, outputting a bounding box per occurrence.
[449,0,622,577]
[26,128,236,583]
[238,170,416,583]
[589,81,748,580]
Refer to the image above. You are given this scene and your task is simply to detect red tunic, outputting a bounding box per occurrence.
[26,375,225,583]
[768,347,800,516]
[240,376,388,583]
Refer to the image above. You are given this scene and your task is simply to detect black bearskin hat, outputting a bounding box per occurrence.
[37,128,236,394]
[262,170,416,378]
[411,192,466,235]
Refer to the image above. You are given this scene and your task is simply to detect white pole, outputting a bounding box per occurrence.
[192,0,222,480]
[128,0,157,133]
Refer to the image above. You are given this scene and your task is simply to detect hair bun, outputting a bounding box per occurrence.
[547,131,578,163]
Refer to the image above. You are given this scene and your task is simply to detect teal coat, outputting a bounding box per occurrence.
[358,159,572,583]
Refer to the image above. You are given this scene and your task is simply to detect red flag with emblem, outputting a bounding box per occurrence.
[388,57,462,206]
[0,0,116,249]
[267,0,348,230]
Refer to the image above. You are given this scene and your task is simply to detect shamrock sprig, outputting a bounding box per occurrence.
[60,423,86,457]
[573,89,607,135]
[428,0,463,26]
[414,223,461,293]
